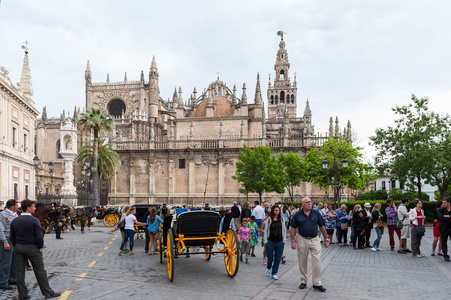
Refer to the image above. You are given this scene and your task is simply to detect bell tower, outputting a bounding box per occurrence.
[267,32,297,119]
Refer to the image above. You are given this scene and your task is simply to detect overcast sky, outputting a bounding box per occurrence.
[1,0,450,160]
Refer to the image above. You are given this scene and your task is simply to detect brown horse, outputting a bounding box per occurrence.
[34,203,54,233]
[75,206,97,233]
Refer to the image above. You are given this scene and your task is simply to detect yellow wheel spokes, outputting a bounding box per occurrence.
[166,231,174,282]
[224,229,239,277]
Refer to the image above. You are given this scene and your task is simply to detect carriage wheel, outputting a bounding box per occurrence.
[224,228,239,277]
[77,219,89,226]
[103,214,119,227]
[159,234,164,264]
[205,245,211,261]
[166,230,175,282]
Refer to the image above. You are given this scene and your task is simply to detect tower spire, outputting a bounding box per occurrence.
[241,83,247,105]
[85,60,92,84]
[20,50,33,97]
[254,73,262,106]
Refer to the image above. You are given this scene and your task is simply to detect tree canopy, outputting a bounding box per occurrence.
[233,145,285,203]
[304,137,374,204]
[278,150,305,202]
[78,138,120,181]
[370,95,451,199]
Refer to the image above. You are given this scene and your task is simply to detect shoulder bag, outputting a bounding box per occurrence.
[414,225,425,236]
[396,216,404,229]
[376,219,384,229]
[118,218,126,230]
[340,221,349,231]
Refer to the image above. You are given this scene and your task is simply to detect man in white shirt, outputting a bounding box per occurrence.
[397,198,412,254]
[252,201,265,236]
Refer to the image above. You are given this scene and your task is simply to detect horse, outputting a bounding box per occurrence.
[34,203,54,233]
[74,206,97,233]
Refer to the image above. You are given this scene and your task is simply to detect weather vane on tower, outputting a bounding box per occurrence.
[277,31,286,40]
[21,40,30,54]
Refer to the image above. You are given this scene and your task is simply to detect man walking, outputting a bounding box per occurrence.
[385,199,401,251]
[397,198,412,254]
[438,198,451,262]
[291,197,329,292]
[10,199,61,300]
[252,201,265,234]
[231,202,241,230]
[0,199,19,290]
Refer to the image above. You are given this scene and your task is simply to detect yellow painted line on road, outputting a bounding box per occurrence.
[58,290,72,299]
[112,238,116,240]
[98,253,103,257]
[76,273,87,281]
[108,242,112,245]
[88,260,97,267]
[104,246,109,250]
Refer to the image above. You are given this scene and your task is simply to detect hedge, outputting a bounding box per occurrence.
[282,200,439,223]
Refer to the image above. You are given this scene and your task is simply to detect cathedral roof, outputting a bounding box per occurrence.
[194,96,234,117]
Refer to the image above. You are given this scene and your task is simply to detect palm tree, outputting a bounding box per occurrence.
[78,138,120,181]
[78,108,114,206]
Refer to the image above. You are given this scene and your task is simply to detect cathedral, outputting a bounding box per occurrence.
[36,37,352,206]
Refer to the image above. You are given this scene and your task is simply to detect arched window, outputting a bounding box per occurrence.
[270,95,274,105]
[291,95,294,104]
[218,86,222,96]
[280,91,285,104]
[275,95,278,105]
[280,69,285,79]
[108,99,126,117]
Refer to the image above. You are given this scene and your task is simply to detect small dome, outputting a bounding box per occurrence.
[194,96,234,117]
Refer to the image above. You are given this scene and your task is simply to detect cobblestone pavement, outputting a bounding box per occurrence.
[2,222,450,300]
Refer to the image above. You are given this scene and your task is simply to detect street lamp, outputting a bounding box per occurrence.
[33,155,40,196]
[322,158,349,205]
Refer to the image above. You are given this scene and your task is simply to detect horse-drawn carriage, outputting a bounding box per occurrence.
[97,207,120,227]
[159,211,239,282]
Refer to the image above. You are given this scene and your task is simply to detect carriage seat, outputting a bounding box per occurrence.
[176,211,221,238]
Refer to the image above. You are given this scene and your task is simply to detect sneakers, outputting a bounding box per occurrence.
[390,247,395,251]
[123,249,130,254]
[266,269,271,276]
[416,254,424,258]
[371,247,377,252]
[272,274,278,280]
[246,259,249,264]
[377,248,384,251]
[251,253,256,257]
[263,258,267,264]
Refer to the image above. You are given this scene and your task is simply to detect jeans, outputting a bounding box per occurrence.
[0,240,16,286]
[255,219,263,238]
[265,240,284,275]
[373,227,383,248]
[350,224,355,244]
[337,227,348,244]
[121,229,135,251]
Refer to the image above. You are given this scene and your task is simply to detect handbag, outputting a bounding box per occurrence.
[118,218,125,229]
[414,225,426,236]
[396,216,404,229]
[376,219,384,229]
[340,222,348,231]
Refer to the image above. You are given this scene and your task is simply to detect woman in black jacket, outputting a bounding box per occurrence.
[352,204,365,250]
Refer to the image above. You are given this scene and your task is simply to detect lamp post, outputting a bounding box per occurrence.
[33,155,40,197]
[322,157,348,205]
[83,160,91,205]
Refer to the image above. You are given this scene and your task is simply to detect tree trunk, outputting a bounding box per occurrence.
[93,129,99,207]
[416,174,422,201]
[259,192,262,205]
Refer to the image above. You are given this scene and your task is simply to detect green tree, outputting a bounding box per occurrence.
[429,128,451,199]
[370,95,450,200]
[78,138,120,181]
[233,145,285,204]
[304,137,374,205]
[278,151,305,202]
[78,108,114,206]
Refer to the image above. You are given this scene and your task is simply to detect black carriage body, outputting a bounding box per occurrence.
[175,211,221,246]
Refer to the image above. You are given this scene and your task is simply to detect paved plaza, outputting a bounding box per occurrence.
[2,222,450,300]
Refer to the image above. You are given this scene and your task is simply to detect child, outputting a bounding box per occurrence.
[247,216,258,257]
[146,207,164,255]
[238,219,251,264]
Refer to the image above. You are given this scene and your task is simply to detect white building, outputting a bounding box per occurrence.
[373,176,437,201]
[0,51,39,207]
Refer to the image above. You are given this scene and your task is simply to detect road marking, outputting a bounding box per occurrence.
[98,253,103,257]
[112,238,116,240]
[58,290,72,299]
[104,246,109,250]
[108,242,112,244]
[88,260,97,267]
[76,273,87,281]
